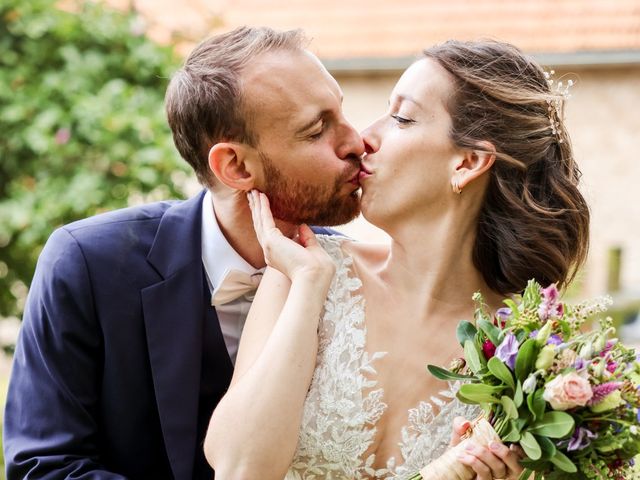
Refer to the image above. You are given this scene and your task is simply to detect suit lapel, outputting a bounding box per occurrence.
[141,191,206,480]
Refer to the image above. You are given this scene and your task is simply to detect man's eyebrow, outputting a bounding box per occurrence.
[295,111,324,135]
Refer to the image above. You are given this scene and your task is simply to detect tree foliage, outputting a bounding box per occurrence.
[0,0,188,319]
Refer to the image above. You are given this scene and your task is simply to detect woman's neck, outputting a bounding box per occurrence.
[375,209,503,318]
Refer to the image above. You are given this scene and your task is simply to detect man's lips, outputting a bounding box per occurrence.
[348,170,361,186]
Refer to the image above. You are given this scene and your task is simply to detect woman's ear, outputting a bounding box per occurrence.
[452,141,496,192]
[207,142,258,191]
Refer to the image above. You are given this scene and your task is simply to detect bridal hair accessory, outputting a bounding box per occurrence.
[544,70,573,144]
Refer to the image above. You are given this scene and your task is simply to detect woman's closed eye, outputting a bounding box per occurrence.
[391,114,415,125]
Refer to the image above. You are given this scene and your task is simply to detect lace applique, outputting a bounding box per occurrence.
[285,236,479,480]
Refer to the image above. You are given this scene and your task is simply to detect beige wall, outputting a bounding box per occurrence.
[333,65,640,298]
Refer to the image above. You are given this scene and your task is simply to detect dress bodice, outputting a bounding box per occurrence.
[285,236,479,479]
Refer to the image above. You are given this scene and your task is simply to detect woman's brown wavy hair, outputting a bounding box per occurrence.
[423,40,590,295]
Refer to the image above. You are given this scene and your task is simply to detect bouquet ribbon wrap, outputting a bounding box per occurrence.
[419,417,501,480]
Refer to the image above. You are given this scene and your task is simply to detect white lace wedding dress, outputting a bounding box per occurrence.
[285,236,479,480]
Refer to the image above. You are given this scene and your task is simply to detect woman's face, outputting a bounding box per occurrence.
[359,58,464,229]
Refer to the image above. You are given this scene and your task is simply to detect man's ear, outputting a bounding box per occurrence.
[207,142,258,191]
[452,141,496,191]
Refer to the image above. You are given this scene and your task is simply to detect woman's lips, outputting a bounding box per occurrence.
[359,164,373,181]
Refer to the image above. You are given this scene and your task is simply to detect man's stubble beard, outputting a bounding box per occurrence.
[260,152,361,226]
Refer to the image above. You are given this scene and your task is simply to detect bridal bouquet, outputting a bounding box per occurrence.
[427,280,640,480]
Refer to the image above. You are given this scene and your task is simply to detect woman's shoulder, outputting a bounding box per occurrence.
[316,234,389,268]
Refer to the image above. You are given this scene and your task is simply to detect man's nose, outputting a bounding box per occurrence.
[337,122,365,159]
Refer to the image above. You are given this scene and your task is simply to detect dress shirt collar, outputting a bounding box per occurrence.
[201,190,263,295]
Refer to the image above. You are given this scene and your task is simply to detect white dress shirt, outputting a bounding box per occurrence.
[201,190,263,365]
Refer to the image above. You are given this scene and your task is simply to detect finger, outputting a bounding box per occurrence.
[449,417,471,447]
[510,444,526,460]
[456,450,492,480]
[463,443,507,479]
[258,192,276,231]
[489,441,524,474]
[297,224,318,248]
[248,190,263,243]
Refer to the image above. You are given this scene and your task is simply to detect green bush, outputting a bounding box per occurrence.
[0,0,188,320]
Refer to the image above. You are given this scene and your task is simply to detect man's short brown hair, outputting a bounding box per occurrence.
[165,26,306,187]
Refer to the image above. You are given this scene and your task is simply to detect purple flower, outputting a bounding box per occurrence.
[547,334,563,346]
[494,307,511,328]
[574,357,588,371]
[495,333,519,370]
[567,427,597,451]
[538,283,564,320]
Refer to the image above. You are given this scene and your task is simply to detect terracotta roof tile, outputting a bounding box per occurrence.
[122,0,640,58]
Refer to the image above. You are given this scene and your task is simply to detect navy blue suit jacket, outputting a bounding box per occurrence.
[3,190,335,479]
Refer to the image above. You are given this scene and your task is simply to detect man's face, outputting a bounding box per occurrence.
[241,49,364,226]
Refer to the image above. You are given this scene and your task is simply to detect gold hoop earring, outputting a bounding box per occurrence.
[452,179,462,195]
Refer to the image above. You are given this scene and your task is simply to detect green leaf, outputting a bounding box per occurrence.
[488,356,516,390]
[503,299,520,320]
[502,421,521,442]
[535,435,557,460]
[527,389,546,421]
[478,318,502,346]
[517,469,533,480]
[501,395,518,419]
[457,321,477,347]
[520,430,542,460]
[458,384,502,404]
[426,364,475,381]
[549,449,578,473]
[515,339,538,382]
[528,411,574,438]
[464,339,482,374]
[514,380,523,407]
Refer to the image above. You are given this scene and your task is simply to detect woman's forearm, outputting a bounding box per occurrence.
[204,272,331,480]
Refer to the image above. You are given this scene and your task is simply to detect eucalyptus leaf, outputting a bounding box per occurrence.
[488,356,515,390]
[515,339,538,382]
[514,380,523,407]
[501,395,518,420]
[527,389,546,421]
[464,339,482,374]
[519,431,542,460]
[426,364,475,381]
[535,434,557,460]
[528,411,574,438]
[549,449,578,473]
[478,318,502,347]
[458,383,501,404]
[457,321,477,347]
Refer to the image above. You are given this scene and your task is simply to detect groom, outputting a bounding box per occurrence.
[3,26,364,479]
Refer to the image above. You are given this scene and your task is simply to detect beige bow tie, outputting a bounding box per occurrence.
[211,269,264,306]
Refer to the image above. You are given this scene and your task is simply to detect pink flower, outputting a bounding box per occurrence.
[482,340,496,360]
[538,283,564,320]
[543,372,593,410]
[55,128,71,145]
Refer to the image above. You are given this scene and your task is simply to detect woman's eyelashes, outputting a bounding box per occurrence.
[391,114,415,125]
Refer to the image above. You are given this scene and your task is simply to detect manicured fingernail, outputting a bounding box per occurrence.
[490,441,501,451]
[461,421,471,431]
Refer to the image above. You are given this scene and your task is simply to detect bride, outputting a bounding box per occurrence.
[204,40,590,479]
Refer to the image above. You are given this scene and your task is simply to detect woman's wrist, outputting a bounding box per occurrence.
[290,264,335,286]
